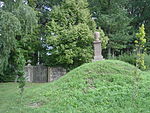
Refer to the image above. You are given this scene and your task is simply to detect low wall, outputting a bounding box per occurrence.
[24,65,66,83]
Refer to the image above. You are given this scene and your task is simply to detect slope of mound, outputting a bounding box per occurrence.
[15,60,150,112]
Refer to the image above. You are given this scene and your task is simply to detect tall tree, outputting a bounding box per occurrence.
[45,0,96,70]
[128,0,150,53]
[0,10,21,76]
[25,0,63,65]
[88,0,132,57]
[0,0,38,81]
[13,3,38,64]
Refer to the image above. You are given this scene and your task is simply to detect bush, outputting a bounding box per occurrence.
[113,53,150,70]
[144,54,150,70]
[113,53,136,65]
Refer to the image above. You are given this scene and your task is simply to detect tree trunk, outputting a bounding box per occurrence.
[108,48,111,59]
[112,49,115,58]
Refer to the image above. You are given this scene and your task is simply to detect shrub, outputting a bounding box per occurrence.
[114,53,150,70]
[144,54,150,70]
[114,53,136,65]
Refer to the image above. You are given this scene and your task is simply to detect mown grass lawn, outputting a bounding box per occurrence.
[0,83,48,113]
[1,60,150,113]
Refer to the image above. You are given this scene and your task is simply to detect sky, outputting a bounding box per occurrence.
[0,1,4,7]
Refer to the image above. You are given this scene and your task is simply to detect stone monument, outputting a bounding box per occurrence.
[24,60,33,82]
[93,32,103,61]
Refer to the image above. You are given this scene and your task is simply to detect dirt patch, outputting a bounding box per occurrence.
[83,78,96,93]
[28,101,44,108]
[86,78,94,86]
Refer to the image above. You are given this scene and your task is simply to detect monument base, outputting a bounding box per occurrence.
[93,56,104,62]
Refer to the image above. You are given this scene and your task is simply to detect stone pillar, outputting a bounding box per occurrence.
[24,61,33,82]
[93,32,103,61]
[48,67,53,82]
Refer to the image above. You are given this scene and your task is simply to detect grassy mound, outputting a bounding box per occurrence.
[1,60,150,113]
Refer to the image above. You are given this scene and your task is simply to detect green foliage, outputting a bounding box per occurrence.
[0,1,38,82]
[1,0,23,12]
[2,60,150,112]
[0,9,21,76]
[28,0,37,8]
[14,4,38,35]
[0,1,38,103]
[15,48,26,95]
[135,24,146,70]
[48,0,95,30]
[113,53,150,71]
[13,4,38,65]
[45,0,96,69]
[88,0,131,53]
[96,27,109,49]
[1,51,19,82]
[46,24,94,69]
[144,54,150,70]
[115,53,136,65]
[135,24,146,49]
[128,0,150,36]
[18,31,41,65]
[136,53,146,70]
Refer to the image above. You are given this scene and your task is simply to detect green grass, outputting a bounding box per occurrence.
[1,60,150,113]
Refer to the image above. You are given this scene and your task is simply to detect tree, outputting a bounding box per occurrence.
[135,24,146,70]
[26,0,64,65]
[13,4,38,65]
[0,9,21,77]
[0,0,38,82]
[88,0,132,57]
[97,27,109,49]
[128,0,150,54]
[45,0,96,69]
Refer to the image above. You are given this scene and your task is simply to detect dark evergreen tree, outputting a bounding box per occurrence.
[88,0,132,57]
[128,0,150,54]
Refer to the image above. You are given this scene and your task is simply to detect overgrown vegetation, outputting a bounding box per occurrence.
[0,0,37,82]
[144,54,150,69]
[0,1,37,107]
[113,53,150,70]
[1,60,150,113]
[135,24,146,70]
[0,9,21,79]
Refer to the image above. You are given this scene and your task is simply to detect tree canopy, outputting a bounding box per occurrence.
[45,0,96,69]
[0,0,38,81]
[0,9,21,75]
